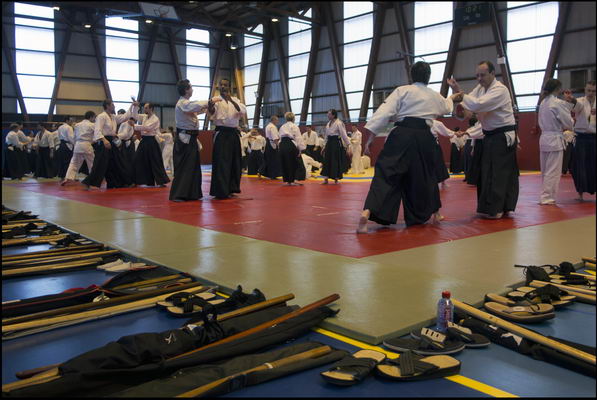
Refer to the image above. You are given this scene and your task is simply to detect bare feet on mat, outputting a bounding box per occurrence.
[60,179,69,186]
[483,212,503,219]
[322,179,329,185]
[356,210,370,234]
[431,212,444,223]
[334,179,339,184]
[83,184,91,191]
[577,192,584,201]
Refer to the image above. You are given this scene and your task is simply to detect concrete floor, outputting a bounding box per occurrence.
[2,180,595,344]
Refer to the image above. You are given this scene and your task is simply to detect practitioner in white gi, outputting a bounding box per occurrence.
[55,116,75,179]
[349,125,364,174]
[537,78,575,205]
[247,129,266,175]
[132,103,170,187]
[278,112,306,185]
[448,60,518,219]
[321,109,350,184]
[61,111,97,185]
[259,115,282,179]
[302,126,318,159]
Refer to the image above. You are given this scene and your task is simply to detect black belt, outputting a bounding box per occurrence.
[177,128,199,135]
[394,117,429,130]
[215,126,239,132]
[482,125,516,135]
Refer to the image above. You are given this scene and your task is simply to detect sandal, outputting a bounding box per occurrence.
[156,291,216,308]
[383,328,465,355]
[320,349,386,386]
[376,350,461,381]
[410,323,490,348]
[483,302,555,323]
[508,285,576,309]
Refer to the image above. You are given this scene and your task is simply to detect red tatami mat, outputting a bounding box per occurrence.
[7,174,595,258]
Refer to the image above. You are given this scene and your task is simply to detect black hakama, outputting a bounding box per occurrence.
[562,141,573,174]
[35,147,54,178]
[56,140,73,178]
[16,147,30,175]
[247,149,264,175]
[570,132,596,194]
[82,136,132,188]
[467,139,483,185]
[3,148,25,179]
[120,139,135,180]
[278,137,305,183]
[169,130,202,201]
[433,141,450,183]
[449,143,463,173]
[476,126,519,215]
[305,144,316,159]
[133,136,170,186]
[26,149,36,175]
[363,118,441,227]
[209,126,242,198]
[321,136,346,180]
[259,140,281,179]
[462,139,473,182]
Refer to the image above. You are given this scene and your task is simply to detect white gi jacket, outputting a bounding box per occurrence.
[538,94,574,152]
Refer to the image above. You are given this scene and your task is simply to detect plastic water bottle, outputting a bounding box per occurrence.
[436,291,454,332]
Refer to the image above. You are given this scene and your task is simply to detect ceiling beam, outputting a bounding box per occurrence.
[323,2,349,121]
[166,27,182,83]
[271,21,292,112]
[440,2,465,97]
[300,6,321,125]
[253,26,271,127]
[89,20,112,100]
[203,33,226,130]
[393,2,412,84]
[137,24,158,103]
[2,24,28,120]
[261,4,320,24]
[360,4,386,121]
[489,3,517,108]
[48,21,73,120]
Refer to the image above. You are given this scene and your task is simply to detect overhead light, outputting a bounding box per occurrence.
[271,17,279,22]
[84,24,91,28]
[53,6,60,11]
[230,44,237,50]
[145,19,153,23]
[225,33,232,37]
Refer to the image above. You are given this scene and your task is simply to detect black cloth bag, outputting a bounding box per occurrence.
[133,136,170,186]
[4,306,335,397]
[363,118,441,227]
[476,127,519,215]
[210,126,242,198]
[169,131,203,201]
[115,341,348,397]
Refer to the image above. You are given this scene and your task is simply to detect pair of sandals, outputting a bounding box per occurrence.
[384,324,489,355]
[484,292,556,323]
[157,291,224,317]
[321,348,461,385]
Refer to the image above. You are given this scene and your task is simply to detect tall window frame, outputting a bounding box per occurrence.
[506,1,559,111]
[288,9,312,124]
[186,28,211,126]
[105,17,139,111]
[243,24,263,127]
[14,3,56,114]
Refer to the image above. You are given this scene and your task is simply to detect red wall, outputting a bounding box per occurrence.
[199,112,542,170]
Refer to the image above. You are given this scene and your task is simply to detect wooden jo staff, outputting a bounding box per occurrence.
[453,298,596,365]
[3,233,69,247]
[2,250,120,267]
[2,258,105,278]
[5,293,296,390]
[529,281,595,305]
[2,244,104,261]
[176,345,332,397]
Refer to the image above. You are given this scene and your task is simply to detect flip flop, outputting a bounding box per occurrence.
[383,328,465,355]
[508,285,576,309]
[320,349,386,386]
[410,323,490,348]
[376,350,461,381]
[166,297,226,317]
[484,293,552,309]
[156,291,216,308]
[483,302,555,323]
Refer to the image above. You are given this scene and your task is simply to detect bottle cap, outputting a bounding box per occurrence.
[442,291,451,298]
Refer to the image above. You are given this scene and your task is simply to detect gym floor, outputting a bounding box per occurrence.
[2,171,595,397]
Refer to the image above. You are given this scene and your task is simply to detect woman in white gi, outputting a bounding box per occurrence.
[132,103,170,187]
[3,124,25,180]
[349,125,364,174]
[247,129,266,175]
[321,109,350,184]
[538,79,574,205]
[278,112,306,185]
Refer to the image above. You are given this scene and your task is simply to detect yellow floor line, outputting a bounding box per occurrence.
[314,327,517,398]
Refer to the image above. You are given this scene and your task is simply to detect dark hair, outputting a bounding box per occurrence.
[145,103,155,111]
[328,109,338,119]
[117,109,126,114]
[410,61,431,85]
[478,60,495,74]
[542,78,562,95]
[177,79,191,96]
[64,115,72,121]
[454,127,460,132]
[84,111,96,120]
[219,78,231,85]
[9,123,19,132]
[587,80,596,86]
[468,117,478,127]
[129,117,136,121]
[102,99,113,110]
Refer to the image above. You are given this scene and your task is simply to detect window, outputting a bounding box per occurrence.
[414,2,453,97]
[14,3,56,114]
[105,17,139,112]
[507,2,558,110]
[288,10,312,122]
[244,24,263,126]
[343,2,373,121]
[186,28,211,126]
